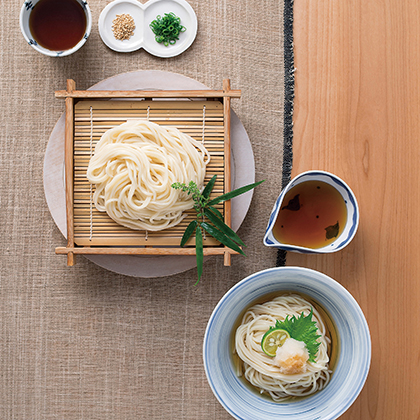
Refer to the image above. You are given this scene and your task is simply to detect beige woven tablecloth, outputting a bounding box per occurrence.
[0,0,293,418]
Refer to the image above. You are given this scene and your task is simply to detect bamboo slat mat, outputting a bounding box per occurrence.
[73,100,223,247]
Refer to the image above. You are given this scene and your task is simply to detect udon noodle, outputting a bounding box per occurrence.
[235,293,331,401]
[87,119,209,231]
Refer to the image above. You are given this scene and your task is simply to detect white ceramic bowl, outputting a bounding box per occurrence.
[203,267,371,420]
[263,170,359,254]
[20,0,92,57]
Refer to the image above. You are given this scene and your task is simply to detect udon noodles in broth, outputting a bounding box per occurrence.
[87,119,209,231]
[234,293,332,402]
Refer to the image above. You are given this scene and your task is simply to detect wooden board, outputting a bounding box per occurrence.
[290,1,420,418]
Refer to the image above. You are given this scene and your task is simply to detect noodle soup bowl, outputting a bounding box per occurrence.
[203,267,371,420]
[263,170,359,254]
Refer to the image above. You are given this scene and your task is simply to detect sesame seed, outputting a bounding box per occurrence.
[112,13,135,41]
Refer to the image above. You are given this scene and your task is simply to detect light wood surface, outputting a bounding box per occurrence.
[55,89,242,98]
[223,78,232,266]
[55,247,239,256]
[290,1,420,418]
[65,79,76,267]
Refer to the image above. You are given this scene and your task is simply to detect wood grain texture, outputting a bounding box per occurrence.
[290,1,420,418]
[65,79,76,266]
[55,246,239,256]
[55,89,242,98]
[223,79,232,266]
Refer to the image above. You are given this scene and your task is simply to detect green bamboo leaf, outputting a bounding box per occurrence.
[208,206,223,220]
[195,227,203,284]
[201,222,245,256]
[203,208,245,247]
[202,175,217,199]
[180,220,197,247]
[207,180,264,205]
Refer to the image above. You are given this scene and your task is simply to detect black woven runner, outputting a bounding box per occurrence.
[276,0,295,267]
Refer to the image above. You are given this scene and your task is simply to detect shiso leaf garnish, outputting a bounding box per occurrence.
[264,308,321,362]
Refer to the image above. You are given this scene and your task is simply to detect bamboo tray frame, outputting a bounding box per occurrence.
[55,79,241,267]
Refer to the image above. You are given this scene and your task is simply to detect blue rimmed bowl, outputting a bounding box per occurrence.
[203,267,371,420]
[20,0,92,57]
[263,170,359,254]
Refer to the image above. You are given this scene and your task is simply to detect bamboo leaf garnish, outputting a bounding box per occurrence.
[202,174,217,199]
[207,180,264,205]
[195,226,203,285]
[201,222,246,256]
[203,208,245,247]
[208,206,224,220]
[180,220,197,247]
[171,175,264,283]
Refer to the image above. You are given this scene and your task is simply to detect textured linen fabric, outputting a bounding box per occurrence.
[0,0,293,418]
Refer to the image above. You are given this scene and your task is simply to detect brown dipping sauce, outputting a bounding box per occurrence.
[273,180,347,249]
[29,0,87,51]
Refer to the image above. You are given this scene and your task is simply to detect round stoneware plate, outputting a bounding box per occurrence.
[43,70,255,277]
[98,0,197,56]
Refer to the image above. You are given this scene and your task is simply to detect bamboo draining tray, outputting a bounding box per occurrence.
[55,79,241,267]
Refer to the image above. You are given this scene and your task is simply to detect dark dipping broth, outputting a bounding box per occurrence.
[273,180,347,249]
[231,292,340,403]
[29,0,86,51]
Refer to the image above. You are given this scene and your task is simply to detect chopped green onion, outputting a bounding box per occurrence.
[149,12,186,47]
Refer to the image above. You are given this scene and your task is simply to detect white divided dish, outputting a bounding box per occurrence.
[98,0,197,56]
